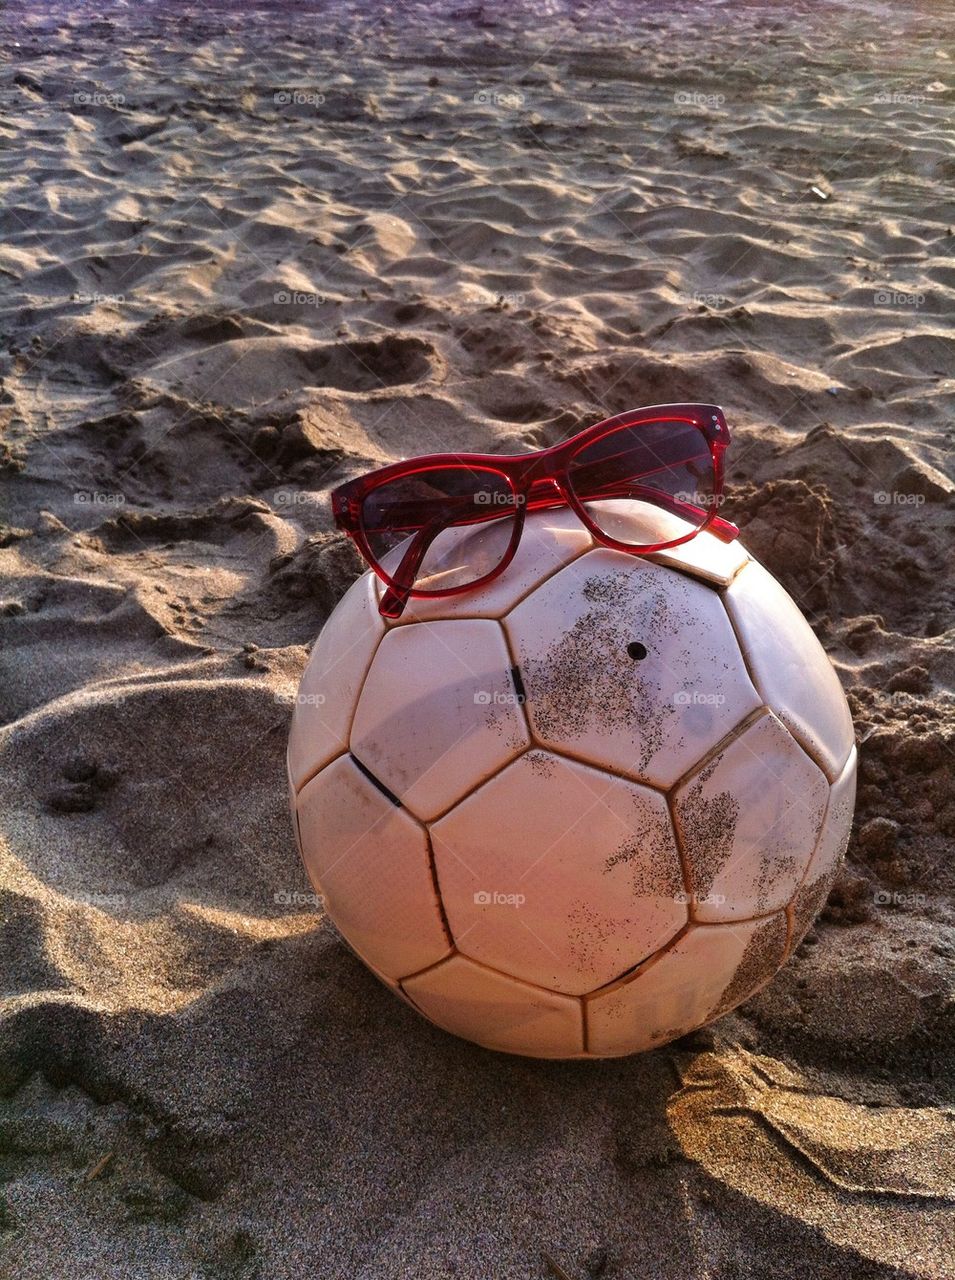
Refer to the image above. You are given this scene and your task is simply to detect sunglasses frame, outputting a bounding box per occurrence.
[332,403,738,618]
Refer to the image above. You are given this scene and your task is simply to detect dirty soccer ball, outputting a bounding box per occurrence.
[287,506,856,1058]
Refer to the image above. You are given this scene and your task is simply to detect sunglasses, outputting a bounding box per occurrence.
[332,403,739,619]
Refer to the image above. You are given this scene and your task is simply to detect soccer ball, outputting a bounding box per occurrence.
[287,506,855,1058]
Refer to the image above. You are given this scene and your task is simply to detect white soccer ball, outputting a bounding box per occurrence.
[287,505,856,1058]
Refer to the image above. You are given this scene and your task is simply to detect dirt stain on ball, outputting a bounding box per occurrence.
[604,796,684,901]
[519,569,693,774]
[710,913,788,1018]
[674,754,740,897]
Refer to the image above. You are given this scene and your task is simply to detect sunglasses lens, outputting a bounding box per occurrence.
[360,466,519,594]
[567,419,716,546]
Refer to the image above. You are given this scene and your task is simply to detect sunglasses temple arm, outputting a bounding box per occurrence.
[583,479,739,542]
[706,514,740,543]
[378,521,445,619]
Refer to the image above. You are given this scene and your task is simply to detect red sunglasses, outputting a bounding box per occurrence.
[332,403,739,619]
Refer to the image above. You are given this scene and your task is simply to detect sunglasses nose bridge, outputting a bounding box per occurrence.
[525,474,565,504]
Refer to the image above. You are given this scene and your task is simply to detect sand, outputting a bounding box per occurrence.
[1,0,953,1276]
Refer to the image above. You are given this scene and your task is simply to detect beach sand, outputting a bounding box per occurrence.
[1,1,953,1276]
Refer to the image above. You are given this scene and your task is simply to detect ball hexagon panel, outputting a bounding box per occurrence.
[287,572,385,791]
[295,755,451,980]
[646,528,750,587]
[673,710,830,923]
[349,618,531,821]
[580,498,751,589]
[402,953,585,1057]
[388,508,594,624]
[789,746,858,950]
[724,559,855,782]
[430,750,686,995]
[586,912,788,1057]
[504,548,762,789]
